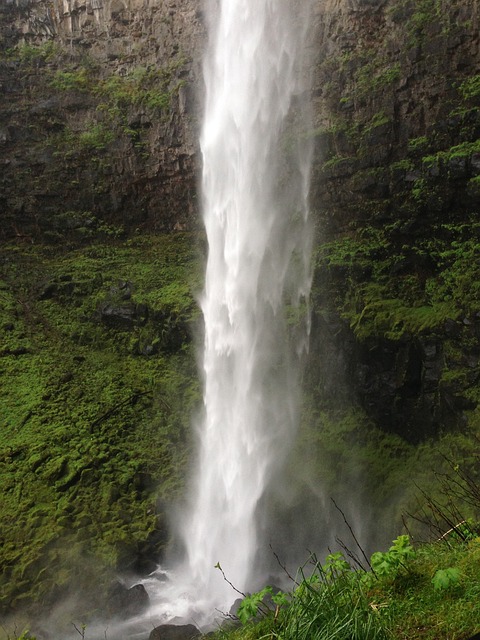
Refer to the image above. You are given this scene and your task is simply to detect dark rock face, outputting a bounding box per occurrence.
[306,0,480,441]
[149,623,201,640]
[0,0,204,239]
[107,582,150,619]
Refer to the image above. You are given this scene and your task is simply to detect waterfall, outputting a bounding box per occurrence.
[144,0,313,628]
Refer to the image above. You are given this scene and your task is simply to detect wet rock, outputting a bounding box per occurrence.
[447,155,468,179]
[110,280,133,300]
[107,582,150,619]
[99,303,136,329]
[149,624,201,640]
[444,318,461,337]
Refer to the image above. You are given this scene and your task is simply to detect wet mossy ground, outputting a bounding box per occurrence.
[0,232,203,619]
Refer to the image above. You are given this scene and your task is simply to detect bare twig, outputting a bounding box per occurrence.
[331,498,372,572]
[269,544,300,586]
[72,623,86,640]
[214,562,247,598]
[91,390,151,429]
[334,536,369,573]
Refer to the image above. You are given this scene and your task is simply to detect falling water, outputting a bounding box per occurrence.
[143,0,313,628]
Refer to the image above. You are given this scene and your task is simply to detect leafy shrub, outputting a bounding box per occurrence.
[51,69,90,92]
[370,535,416,578]
[459,75,480,99]
[431,567,460,591]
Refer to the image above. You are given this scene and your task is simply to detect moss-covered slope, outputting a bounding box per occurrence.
[0,232,202,617]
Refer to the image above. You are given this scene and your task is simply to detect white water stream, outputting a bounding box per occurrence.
[142,0,313,629]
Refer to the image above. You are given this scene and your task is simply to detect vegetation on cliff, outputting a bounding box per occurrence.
[0,233,202,619]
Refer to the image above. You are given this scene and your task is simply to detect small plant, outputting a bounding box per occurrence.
[431,567,460,591]
[7,41,59,64]
[370,535,416,578]
[237,586,289,624]
[5,630,37,640]
[459,74,480,100]
[322,551,350,580]
[408,135,429,152]
[78,124,115,151]
[51,69,90,92]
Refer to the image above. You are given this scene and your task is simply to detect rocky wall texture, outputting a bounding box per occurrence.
[307,0,480,442]
[0,0,204,239]
[1,0,480,625]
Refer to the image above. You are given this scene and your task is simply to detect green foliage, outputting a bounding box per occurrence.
[213,535,480,640]
[408,136,429,153]
[431,567,460,591]
[0,233,202,616]
[317,220,480,341]
[3,631,37,640]
[277,559,391,640]
[390,159,414,172]
[370,536,416,578]
[45,56,187,161]
[421,140,480,167]
[459,74,480,99]
[411,177,428,202]
[5,41,59,64]
[322,154,356,171]
[237,587,283,624]
[322,552,351,579]
[96,62,184,112]
[355,57,401,99]
[77,124,115,150]
[51,123,115,157]
[51,69,90,92]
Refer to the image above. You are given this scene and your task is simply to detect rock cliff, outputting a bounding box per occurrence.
[308,0,480,442]
[2,0,479,443]
[0,0,204,238]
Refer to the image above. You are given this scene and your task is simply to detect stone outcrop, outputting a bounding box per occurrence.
[0,0,204,238]
[107,581,150,618]
[149,624,201,640]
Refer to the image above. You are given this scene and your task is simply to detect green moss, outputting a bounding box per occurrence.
[50,68,91,92]
[0,233,203,616]
[420,140,480,168]
[316,220,480,343]
[459,74,480,100]
[408,136,429,154]
[354,57,401,98]
[4,41,60,64]
[391,159,414,172]
[292,397,480,546]
[321,155,356,171]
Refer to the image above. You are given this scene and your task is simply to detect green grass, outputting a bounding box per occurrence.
[211,535,480,640]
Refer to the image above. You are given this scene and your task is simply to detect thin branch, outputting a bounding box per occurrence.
[72,623,85,640]
[214,562,247,598]
[333,536,368,572]
[269,544,300,586]
[331,498,372,571]
[91,390,151,429]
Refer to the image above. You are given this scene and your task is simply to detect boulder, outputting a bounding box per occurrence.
[149,624,201,640]
[107,582,150,619]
